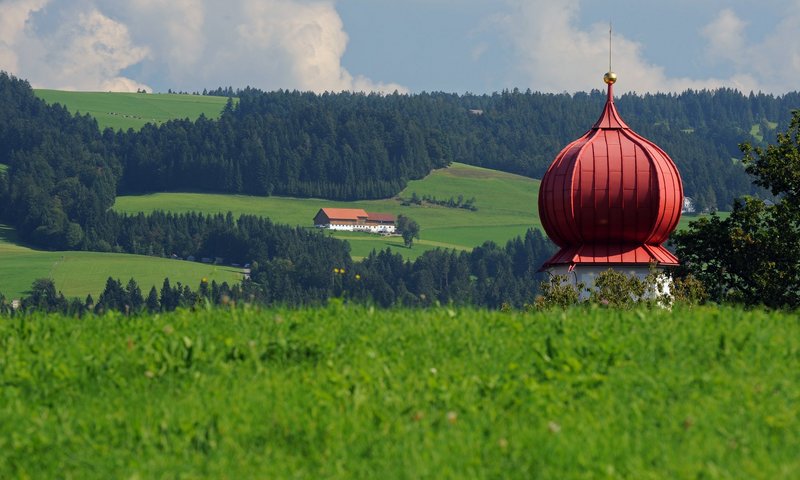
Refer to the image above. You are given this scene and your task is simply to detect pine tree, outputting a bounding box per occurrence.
[160,278,174,311]
[126,278,144,312]
[146,286,160,312]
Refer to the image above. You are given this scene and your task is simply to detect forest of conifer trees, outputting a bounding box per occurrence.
[2,70,799,310]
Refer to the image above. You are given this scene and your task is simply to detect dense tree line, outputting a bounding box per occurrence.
[401,192,478,211]
[1,228,554,315]
[4,71,800,255]
[4,70,800,311]
[96,211,350,266]
[0,73,118,250]
[0,72,552,312]
[122,85,800,210]
[114,91,450,199]
[343,229,554,308]
[98,210,355,306]
[1,277,256,316]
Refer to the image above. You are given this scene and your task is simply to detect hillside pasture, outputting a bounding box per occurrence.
[34,90,231,131]
[0,224,243,299]
[114,163,542,259]
[678,211,731,230]
[114,162,726,259]
[1,305,797,478]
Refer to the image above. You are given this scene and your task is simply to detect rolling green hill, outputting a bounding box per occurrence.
[0,223,243,300]
[1,305,797,477]
[3,160,724,299]
[34,90,231,130]
[114,163,543,259]
[114,161,719,259]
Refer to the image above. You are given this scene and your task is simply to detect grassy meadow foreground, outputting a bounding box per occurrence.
[34,90,230,131]
[1,305,796,478]
[0,224,243,299]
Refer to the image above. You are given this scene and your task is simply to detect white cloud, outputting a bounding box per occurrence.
[0,3,150,92]
[120,0,205,72]
[5,0,795,95]
[232,0,405,93]
[702,4,800,93]
[0,0,50,74]
[51,10,150,91]
[701,8,747,65]
[0,0,405,93]
[500,0,736,94]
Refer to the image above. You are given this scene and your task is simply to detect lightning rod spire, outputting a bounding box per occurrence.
[609,23,612,72]
[603,22,617,85]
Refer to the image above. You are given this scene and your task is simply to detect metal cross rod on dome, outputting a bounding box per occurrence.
[603,23,617,86]
[609,22,612,73]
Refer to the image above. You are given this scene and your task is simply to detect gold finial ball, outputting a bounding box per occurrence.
[603,71,617,84]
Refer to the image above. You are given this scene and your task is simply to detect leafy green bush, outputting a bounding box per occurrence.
[531,274,584,309]
[533,267,699,310]
[672,274,709,305]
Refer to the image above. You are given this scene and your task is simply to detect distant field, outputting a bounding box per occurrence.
[0,224,243,300]
[34,90,231,131]
[0,163,7,173]
[750,121,779,143]
[678,211,731,230]
[114,163,542,259]
[114,162,727,259]
[750,123,764,142]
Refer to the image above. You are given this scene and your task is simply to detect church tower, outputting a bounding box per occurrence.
[537,70,683,287]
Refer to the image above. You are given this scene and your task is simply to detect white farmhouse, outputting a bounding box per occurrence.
[313,208,396,234]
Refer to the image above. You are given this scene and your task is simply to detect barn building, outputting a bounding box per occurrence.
[313,208,396,234]
[537,70,683,289]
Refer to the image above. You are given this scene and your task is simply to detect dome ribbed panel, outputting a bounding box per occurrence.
[539,132,594,247]
[632,133,683,245]
[538,84,683,269]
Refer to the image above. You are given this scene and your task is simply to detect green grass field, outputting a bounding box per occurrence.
[114,163,542,260]
[34,90,231,131]
[0,224,243,300]
[750,121,780,143]
[750,123,764,142]
[1,304,797,478]
[114,162,724,260]
[0,163,7,174]
[678,210,731,230]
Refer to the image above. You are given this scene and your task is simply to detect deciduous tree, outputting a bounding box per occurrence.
[674,110,800,307]
[396,214,420,248]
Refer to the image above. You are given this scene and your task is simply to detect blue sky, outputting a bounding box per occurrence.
[1,0,797,94]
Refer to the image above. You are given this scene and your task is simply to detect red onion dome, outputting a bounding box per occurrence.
[538,73,683,268]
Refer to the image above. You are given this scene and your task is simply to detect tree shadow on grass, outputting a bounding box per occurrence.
[0,223,50,252]
[0,223,24,246]
[382,242,415,250]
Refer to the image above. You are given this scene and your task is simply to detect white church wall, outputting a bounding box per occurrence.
[548,264,673,305]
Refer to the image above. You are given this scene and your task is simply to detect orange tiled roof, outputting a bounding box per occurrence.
[319,208,368,221]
